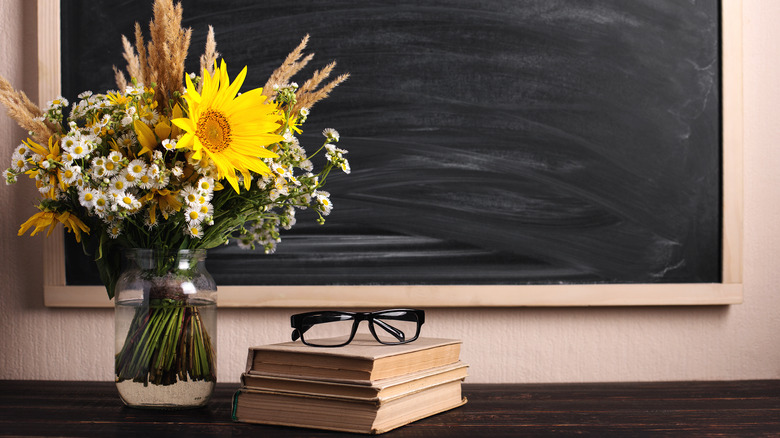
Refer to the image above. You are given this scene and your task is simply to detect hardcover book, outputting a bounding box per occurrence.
[245,335,462,381]
[233,378,467,434]
[241,361,469,399]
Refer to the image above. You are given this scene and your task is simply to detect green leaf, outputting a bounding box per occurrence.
[94,233,122,300]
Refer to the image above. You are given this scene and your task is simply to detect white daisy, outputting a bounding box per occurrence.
[196,177,214,194]
[272,163,291,179]
[185,206,204,225]
[10,152,27,171]
[91,164,107,179]
[162,138,177,151]
[78,188,97,209]
[316,192,333,215]
[102,159,120,177]
[126,85,144,95]
[127,159,147,178]
[60,164,81,185]
[181,186,202,207]
[108,176,128,193]
[62,137,90,159]
[108,223,122,239]
[137,172,155,190]
[186,224,203,238]
[93,191,108,214]
[104,151,124,176]
[117,192,141,211]
[107,150,125,165]
[14,143,30,157]
[118,169,137,187]
[116,133,136,150]
[322,128,340,142]
[198,202,214,218]
[139,109,159,126]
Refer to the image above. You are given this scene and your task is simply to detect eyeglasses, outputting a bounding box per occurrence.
[290,309,425,347]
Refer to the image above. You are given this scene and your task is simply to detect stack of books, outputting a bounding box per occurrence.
[232,334,468,434]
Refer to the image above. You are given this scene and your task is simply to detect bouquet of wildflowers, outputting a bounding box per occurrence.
[1,0,348,388]
[1,1,349,297]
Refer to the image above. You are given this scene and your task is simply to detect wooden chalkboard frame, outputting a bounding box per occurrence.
[39,0,743,308]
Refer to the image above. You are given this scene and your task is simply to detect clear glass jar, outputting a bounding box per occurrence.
[114,248,217,409]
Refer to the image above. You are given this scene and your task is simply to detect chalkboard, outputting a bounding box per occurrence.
[60,0,722,288]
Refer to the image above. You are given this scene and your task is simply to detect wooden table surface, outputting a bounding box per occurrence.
[1,380,778,437]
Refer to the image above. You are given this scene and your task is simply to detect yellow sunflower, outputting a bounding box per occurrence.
[172,60,283,192]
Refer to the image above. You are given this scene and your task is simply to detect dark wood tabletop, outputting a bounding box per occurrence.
[1,380,778,437]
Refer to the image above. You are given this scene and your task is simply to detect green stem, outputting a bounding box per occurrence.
[115,299,215,386]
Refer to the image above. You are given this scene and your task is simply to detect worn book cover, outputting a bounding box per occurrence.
[246,335,462,381]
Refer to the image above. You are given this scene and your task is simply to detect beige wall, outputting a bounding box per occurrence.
[1,0,778,383]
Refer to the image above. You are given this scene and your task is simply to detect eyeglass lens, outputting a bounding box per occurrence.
[300,313,354,346]
[371,310,420,344]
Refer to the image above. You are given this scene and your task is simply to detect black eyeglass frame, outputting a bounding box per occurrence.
[290,309,425,347]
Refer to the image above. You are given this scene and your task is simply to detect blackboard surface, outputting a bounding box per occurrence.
[61,0,721,286]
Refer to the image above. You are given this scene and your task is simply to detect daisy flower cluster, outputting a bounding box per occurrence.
[6,84,211,242]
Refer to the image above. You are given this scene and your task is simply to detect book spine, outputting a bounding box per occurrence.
[245,349,255,373]
[231,389,241,421]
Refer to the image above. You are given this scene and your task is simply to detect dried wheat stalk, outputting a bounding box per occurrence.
[115,0,192,112]
[0,76,55,144]
[294,64,349,113]
[199,25,220,86]
[262,34,349,111]
[262,35,315,98]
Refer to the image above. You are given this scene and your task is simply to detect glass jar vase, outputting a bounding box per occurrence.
[114,248,217,409]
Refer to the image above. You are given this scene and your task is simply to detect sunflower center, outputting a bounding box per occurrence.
[196,109,232,153]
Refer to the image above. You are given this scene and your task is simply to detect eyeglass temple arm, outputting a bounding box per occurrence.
[291,322,316,341]
[373,318,406,342]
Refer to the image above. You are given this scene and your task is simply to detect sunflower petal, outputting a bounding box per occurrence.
[217,65,247,107]
[185,73,202,104]
[171,117,196,134]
